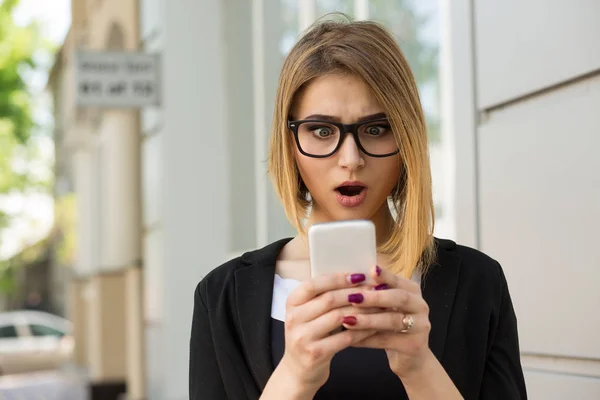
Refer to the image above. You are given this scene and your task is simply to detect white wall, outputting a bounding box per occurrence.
[474,0,600,109]
[139,1,166,396]
[140,0,231,398]
[445,0,600,397]
[478,75,600,360]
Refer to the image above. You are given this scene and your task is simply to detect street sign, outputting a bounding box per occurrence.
[75,51,161,108]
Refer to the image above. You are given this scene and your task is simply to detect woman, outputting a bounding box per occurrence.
[190,19,527,400]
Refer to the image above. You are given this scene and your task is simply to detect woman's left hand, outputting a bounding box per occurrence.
[343,264,434,380]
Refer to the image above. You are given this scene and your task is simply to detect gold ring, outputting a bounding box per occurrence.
[400,315,414,333]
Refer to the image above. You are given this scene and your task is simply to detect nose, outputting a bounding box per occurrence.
[337,134,364,171]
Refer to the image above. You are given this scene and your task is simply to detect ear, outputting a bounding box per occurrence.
[298,171,308,195]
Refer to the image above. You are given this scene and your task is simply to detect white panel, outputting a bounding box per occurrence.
[145,323,164,400]
[142,27,164,53]
[430,144,453,239]
[440,0,478,247]
[140,0,162,40]
[224,0,257,253]
[522,355,600,379]
[162,0,229,397]
[141,108,162,135]
[140,17,163,135]
[142,132,162,228]
[478,75,600,359]
[524,370,600,400]
[140,0,163,139]
[143,229,163,323]
[475,0,600,108]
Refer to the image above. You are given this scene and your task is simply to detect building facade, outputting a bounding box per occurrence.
[445,1,600,398]
[50,1,600,399]
[50,0,144,398]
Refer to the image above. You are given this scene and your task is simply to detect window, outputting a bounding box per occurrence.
[369,0,453,238]
[0,325,18,338]
[316,0,354,17]
[29,324,64,337]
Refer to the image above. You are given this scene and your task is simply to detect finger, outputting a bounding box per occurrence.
[338,305,382,316]
[298,306,359,340]
[352,331,429,352]
[288,289,382,325]
[287,272,367,307]
[315,328,377,356]
[351,332,402,350]
[372,265,420,294]
[342,312,430,334]
[347,288,426,314]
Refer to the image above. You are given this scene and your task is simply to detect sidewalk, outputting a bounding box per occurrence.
[0,370,87,400]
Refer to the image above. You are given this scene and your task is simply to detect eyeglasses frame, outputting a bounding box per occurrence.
[287,117,400,158]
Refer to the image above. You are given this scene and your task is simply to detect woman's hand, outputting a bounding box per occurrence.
[279,272,378,393]
[343,265,433,380]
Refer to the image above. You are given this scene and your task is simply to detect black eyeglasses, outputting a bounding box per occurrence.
[287,117,400,158]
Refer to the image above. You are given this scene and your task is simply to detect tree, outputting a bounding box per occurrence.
[0,0,49,290]
[0,0,42,194]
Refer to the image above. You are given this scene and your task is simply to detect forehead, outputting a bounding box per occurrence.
[292,74,384,122]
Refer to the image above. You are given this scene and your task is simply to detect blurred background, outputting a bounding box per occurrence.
[0,0,598,399]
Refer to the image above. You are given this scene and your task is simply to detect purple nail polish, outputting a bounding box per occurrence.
[348,273,366,284]
[348,293,364,304]
[376,266,382,276]
[374,283,389,291]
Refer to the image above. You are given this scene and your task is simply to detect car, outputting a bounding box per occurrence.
[0,310,74,375]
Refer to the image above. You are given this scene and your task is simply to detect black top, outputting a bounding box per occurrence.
[271,318,409,399]
[189,238,528,400]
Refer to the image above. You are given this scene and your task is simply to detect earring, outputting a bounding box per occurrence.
[298,176,311,203]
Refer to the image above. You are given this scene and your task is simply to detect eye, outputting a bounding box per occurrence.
[309,125,334,138]
[364,124,391,136]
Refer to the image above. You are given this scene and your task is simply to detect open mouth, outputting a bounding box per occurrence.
[335,185,366,197]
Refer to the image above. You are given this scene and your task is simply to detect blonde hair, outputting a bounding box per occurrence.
[268,19,436,277]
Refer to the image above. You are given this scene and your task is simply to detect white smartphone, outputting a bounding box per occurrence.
[308,220,377,284]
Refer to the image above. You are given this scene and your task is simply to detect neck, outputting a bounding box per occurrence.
[306,202,395,246]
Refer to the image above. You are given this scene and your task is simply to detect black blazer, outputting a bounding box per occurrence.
[190,238,527,399]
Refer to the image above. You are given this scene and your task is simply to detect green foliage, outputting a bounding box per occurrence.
[0,0,52,194]
[0,0,53,293]
[0,0,48,206]
[0,259,15,293]
[0,0,37,144]
[54,193,77,265]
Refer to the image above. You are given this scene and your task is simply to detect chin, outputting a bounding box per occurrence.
[326,203,378,222]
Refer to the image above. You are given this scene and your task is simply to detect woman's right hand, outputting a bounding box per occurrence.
[278,272,377,393]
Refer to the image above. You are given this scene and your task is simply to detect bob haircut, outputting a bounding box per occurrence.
[268,18,436,277]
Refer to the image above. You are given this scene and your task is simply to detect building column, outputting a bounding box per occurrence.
[125,265,145,400]
[83,109,142,399]
[69,143,96,377]
[67,278,87,366]
[85,271,127,382]
[159,1,230,398]
[100,110,141,272]
[251,0,295,246]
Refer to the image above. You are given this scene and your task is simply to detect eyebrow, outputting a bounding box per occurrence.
[301,112,387,123]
